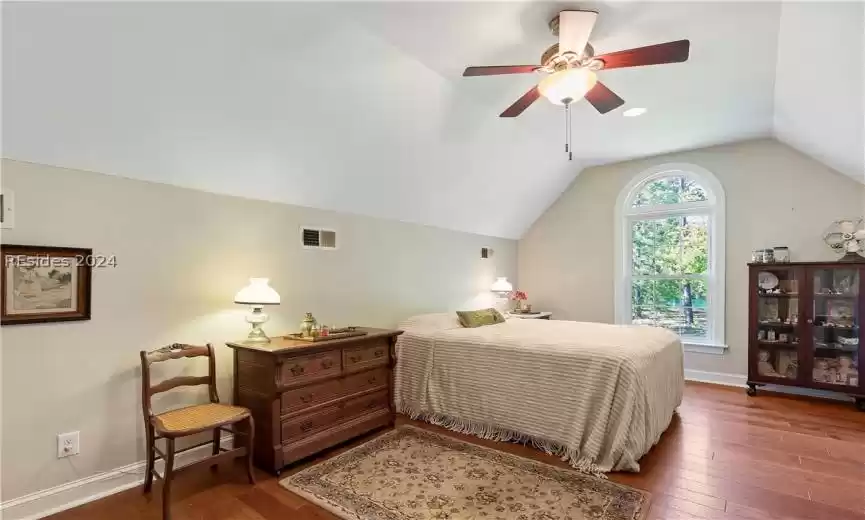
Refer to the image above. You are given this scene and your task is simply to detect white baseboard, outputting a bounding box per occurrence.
[684,369,747,387]
[684,369,854,402]
[0,436,234,520]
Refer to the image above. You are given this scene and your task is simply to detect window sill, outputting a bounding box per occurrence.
[683,341,728,355]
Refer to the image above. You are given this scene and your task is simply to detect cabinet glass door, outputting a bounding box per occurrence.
[755,268,801,380]
[810,268,860,388]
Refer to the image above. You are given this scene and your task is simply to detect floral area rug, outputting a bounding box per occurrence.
[281,426,650,520]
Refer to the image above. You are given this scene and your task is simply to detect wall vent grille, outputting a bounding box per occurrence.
[301,227,337,249]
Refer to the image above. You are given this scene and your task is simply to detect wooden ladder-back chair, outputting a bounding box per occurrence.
[140,343,255,520]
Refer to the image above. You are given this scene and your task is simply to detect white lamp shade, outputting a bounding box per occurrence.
[538,68,598,105]
[234,278,280,305]
[490,277,513,293]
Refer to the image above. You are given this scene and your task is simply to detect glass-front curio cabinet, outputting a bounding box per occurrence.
[748,262,865,411]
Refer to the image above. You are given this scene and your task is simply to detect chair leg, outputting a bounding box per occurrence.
[143,423,155,494]
[245,415,256,485]
[211,429,221,472]
[162,438,175,520]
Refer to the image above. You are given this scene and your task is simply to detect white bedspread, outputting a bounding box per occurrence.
[394,315,684,475]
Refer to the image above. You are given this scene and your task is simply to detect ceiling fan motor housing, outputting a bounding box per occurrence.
[540,43,596,70]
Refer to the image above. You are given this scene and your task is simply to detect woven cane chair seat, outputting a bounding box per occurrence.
[154,403,249,435]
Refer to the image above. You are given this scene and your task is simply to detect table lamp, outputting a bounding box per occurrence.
[234,278,280,343]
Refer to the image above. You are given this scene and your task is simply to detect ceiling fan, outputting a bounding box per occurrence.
[462,10,690,158]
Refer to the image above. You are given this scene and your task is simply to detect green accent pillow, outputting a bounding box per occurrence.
[456,308,506,328]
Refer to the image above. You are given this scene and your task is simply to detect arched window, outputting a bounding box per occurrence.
[615,163,726,353]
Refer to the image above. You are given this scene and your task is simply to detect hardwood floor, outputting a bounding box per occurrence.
[47,382,865,520]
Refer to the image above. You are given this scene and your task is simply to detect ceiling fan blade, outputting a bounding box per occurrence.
[463,65,539,77]
[500,86,541,118]
[595,40,690,70]
[558,10,598,57]
[584,82,625,114]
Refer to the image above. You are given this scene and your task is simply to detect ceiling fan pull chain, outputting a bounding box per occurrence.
[564,103,569,154]
[569,103,573,161]
[566,103,573,161]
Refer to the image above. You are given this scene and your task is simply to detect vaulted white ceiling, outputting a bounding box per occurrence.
[2,2,861,238]
[773,1,864,184]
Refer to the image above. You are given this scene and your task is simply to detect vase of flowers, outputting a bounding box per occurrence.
[509,290,527,312]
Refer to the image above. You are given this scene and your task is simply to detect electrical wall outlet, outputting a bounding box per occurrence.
[57,431,80,458]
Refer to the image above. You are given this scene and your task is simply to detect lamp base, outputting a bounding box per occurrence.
[838,251,865,263]
[245,306,271,343]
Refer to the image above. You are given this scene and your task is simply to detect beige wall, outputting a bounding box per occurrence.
[519,138,865,377]
[0,159,516,500]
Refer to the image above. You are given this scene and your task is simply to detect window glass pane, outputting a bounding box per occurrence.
[631,279,708,338]
[681,215,708,274]
[681,307,708,339]
[631,219,658,276]
[632,176,708,207]
[631,280,657,327]
[678,278,708,339]
[656,279,684,306]
[631,216,708,275]
[655,305,687,334]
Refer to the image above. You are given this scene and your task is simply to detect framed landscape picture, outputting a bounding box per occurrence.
[1,244,92,325]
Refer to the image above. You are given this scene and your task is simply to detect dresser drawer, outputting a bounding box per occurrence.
[281,410,391,466]
[281,390,389,443]
[282,402,345,442]
[279,350,341,387]
[342,367,388,396]
[281,378,342,414]
[342,341,389,373]
[342,389,390,417]
[282,368,387,416]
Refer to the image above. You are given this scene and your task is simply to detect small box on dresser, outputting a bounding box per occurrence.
[226,328,403,474]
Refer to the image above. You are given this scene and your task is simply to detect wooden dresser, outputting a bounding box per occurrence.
[226,328,403,474]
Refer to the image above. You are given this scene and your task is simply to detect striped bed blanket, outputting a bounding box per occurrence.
[394,314,684,476]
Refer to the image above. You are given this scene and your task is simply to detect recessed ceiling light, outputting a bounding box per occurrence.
[623,107,647,117]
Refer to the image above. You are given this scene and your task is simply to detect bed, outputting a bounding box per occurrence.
[393,313,684,476]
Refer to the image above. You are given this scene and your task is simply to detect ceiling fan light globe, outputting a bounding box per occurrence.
[538,68,597,105]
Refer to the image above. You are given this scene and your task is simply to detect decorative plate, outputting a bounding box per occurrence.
[758,271,779,290]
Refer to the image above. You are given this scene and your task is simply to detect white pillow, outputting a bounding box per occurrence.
[398,313,462,331]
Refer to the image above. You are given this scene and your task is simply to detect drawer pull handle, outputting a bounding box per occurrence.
[289,365,305,376]
[349,355,361,364]
[367,401,380,410]
[300,421,314,432]
[300,394,314,403]
[374,350,385,358]
[321,359,334,369]
[368,376,378,384]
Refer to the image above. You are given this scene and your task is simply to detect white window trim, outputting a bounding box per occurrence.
[614,163,727,355]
